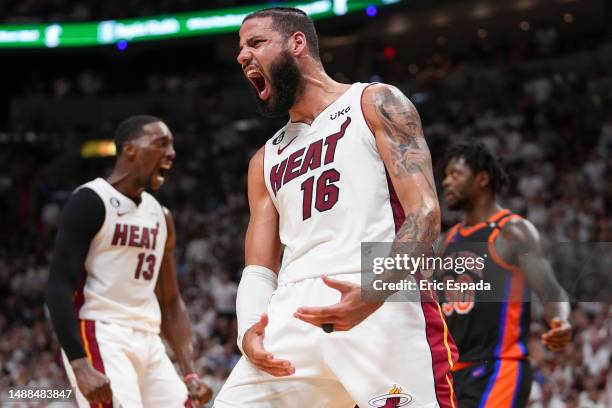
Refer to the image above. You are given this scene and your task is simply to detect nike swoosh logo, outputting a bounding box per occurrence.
[277,136,298,155]
[117,211,129,217]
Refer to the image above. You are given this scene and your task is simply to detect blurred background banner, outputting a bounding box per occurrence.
[0,0,399,48]
[1,0,610,407]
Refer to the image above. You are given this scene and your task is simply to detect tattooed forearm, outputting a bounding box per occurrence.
[373,205,440,290]
[363,86,442,296]
[391,197,439,263]
[373,86,436,195]
[394,208,439,246]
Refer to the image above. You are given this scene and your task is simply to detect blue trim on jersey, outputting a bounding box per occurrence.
[510,361,524,408]
[478,359,501,408]
[516,287,529,357]
[493,276,512,357]
[480,273,510,407]
[518,338,527,356]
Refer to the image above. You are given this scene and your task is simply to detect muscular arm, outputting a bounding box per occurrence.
[46,188,104,361]
[363,84,441,288]
[155,208,195,376]
[245,147,283,269]
[497,219,571,324]
[155,208,213,404]
[237,148,294,376]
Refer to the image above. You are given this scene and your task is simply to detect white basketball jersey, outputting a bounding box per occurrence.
[263,83,398,285]
[75,178,167,333]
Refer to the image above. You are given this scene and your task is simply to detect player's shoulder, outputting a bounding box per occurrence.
[499,214,539,246]
[69,181,104,208]
[60,184,105,227]
[160,205,174,226]
[361,83,416,125]
[74,177,101,194]
[67,178,104,206]
[361,82,407,105]
[74,177,117,203]
[249,145,265,167]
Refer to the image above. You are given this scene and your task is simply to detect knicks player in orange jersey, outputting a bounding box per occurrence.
[438,143,572,408]
[215,7,456,408]
[46,116,211,407]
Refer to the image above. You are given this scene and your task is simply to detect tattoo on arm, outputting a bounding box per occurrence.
[373,86,437,196]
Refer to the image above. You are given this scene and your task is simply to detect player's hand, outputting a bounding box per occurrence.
[541,317,572,352]
[293,276,384,331]
[71,357,113,404]
[243,314,295,377]
[185,376,213,407]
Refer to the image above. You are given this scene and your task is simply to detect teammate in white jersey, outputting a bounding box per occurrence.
[215,7,457,408]
[46,115,212,407]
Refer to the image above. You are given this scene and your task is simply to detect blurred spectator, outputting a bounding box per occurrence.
[0,10,611,406]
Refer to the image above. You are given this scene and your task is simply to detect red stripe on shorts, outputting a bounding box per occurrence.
[420,300,458,408]
[83,320,113,408]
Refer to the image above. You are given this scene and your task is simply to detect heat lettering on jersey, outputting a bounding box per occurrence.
[111,222,159,250]
[269,117,351,195]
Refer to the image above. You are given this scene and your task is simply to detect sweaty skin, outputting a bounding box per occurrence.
[237,16,441,369]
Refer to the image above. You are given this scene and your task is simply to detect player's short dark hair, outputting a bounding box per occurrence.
[114,115,162,154]
[243,7,320,61]
[445,142,509,193]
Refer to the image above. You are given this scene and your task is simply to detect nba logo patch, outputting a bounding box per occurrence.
[272,131,285,145]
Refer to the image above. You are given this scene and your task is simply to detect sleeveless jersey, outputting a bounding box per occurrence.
[74,178,167,333]
[262,83,399,285]
[440,209,530,362]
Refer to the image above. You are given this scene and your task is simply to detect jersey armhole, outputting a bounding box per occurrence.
[488,215,524,271]
[444,223,461,245]
[360,82,378,139]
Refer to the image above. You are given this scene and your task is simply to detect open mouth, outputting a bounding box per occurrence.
[156,163,172,182]
[245,67,270,101]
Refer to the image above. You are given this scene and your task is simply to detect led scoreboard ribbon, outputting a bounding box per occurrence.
[0,0,400,48]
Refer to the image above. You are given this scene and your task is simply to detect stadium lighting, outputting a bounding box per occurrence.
[0,0,399,48]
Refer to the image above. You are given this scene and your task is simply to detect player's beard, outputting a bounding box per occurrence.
[254,49,302,118]
[447,195,470,211]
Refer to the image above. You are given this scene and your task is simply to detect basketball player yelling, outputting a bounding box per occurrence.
[215,7,457,408]
[46,116,212,407]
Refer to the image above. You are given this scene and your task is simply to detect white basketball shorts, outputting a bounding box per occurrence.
[214,273,456,408]
[62,320,190,408]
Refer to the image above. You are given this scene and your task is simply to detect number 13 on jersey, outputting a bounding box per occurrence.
[134,253,156,280]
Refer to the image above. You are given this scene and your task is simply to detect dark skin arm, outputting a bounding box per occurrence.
[155,208,212,405]
[495,218,572,352]
[294,84,440,330]
[240,147,294,377]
